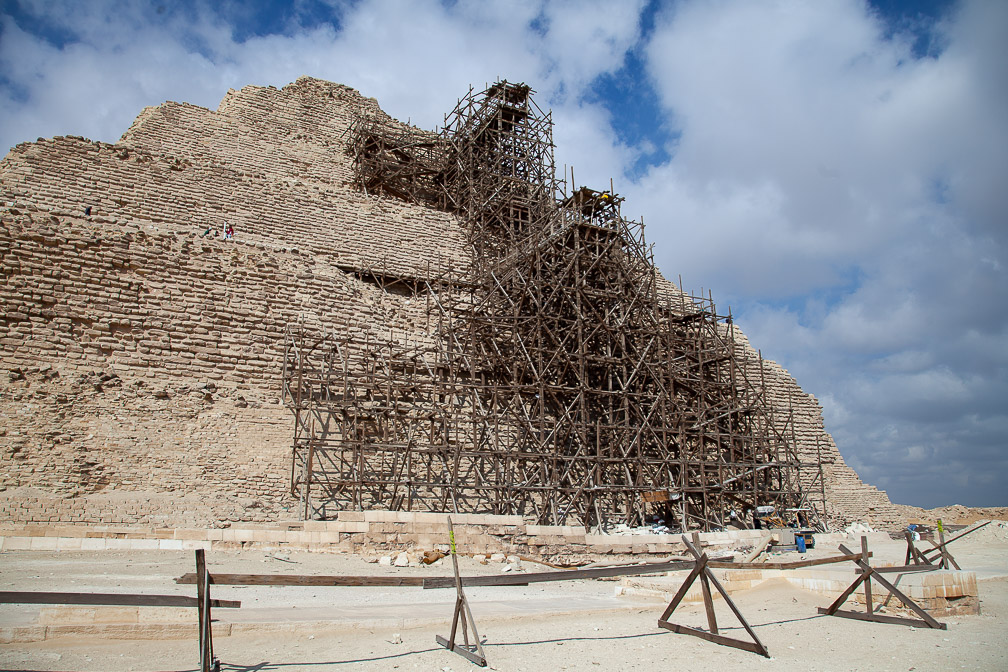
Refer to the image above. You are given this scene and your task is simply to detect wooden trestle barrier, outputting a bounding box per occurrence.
[905,520,989,570]
[169,527,961,666]
[1,527,967,668]
[435,517,488,666]
[818,536,946,630]
[657,533,770,657]
[172,536,881,666]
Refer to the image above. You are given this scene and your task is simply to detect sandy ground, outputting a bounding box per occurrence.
[1,527,1006,671]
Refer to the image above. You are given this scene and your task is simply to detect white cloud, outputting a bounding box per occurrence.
[633,0,1006,292]
[0,0,640,180]
[629,0,1008,505]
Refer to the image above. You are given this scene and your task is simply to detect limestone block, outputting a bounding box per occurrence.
[2,537,32,550]
[80,537,107,551]
[56,537,83,550]
[28,536,59,550]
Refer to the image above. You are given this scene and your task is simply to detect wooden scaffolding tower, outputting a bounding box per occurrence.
[284,81,819,530]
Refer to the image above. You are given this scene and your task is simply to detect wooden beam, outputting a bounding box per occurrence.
[196,548,213,672]
[436,516,488,667]
[708,552,870,570]
[862,536,873,613]
[657,622,767,656]
[818,608,948,630]
[692,533,718,635]
[874,564,939,574]
[656,535,769,658]
[177,573,428,587]
[0,591,240,609]
[742,534,772,563]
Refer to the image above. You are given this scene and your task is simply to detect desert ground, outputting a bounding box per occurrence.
[1,522,1006,672]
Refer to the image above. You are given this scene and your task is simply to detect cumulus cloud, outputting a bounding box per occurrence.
[0,0,642,168]
[628,0,1007,505]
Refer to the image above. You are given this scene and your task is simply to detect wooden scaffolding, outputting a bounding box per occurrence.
[284,81,820,530]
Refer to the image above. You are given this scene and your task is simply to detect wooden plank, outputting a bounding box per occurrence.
[697,555,769,656]
[436,635,487,666]
[177,573,428,587]
[196,548,211,672]
[908,538,934,566]
[424,560,691,589]
[938,524,948,570]
[874,564,938,574]
[857,566,946,629]
[708,552,869,570]
[657,621,768,657]
[173,554,871,592]
[0,591,241,608]
[692,533,718,635]
[818,608,948,630]
[698,561,718,634]
[436,515,488,667]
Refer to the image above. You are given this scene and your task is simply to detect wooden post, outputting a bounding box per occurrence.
[693,532,718,634]
[861,536,873,613]
[195,549,213,672]
[904,531,933,566]
[937,519,947,570]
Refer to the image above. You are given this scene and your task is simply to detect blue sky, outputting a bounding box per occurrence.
[2,0,1006,508]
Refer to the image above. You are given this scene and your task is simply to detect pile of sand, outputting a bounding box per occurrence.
[893,503,1008,525]
[963,519,1008,543]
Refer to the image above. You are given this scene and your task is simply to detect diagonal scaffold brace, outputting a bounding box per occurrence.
[435,517,488,667]
[657,533,769,657]
[819,536,946,630]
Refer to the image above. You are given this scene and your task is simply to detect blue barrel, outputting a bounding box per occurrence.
[796,534,807,553]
